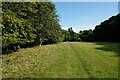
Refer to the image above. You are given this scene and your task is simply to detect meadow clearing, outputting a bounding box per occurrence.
[1,42,119,78]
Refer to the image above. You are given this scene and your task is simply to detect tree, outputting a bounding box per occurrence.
[62,27,80,41]
[62,29,70,41]
[68,27,74,41]
[79,29,93,41]
[2,2,62,54]
[92,13,120,42]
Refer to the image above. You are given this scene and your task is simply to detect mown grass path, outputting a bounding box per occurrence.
[2,42,119,78]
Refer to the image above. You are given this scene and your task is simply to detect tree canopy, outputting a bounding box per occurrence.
[2,2,63,53]
[62,27,80,42]
[92,13,120,42]
[79,14,120,42]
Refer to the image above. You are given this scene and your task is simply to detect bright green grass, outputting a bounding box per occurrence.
[1,42,119,78]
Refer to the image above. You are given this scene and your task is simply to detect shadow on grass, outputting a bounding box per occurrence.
[94,42,120,57]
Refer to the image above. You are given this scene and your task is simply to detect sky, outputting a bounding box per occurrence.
[53,2,118,33]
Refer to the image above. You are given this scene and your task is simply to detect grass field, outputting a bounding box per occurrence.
[1,42,119,78]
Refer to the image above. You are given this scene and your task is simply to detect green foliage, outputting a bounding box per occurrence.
[62,27,80,42]
[79,29,93,41]
[74,32,81,41]
[2,2,62,54]
[62,29,70,41]
[79,14,120,42]
[68,27,74,41]
[92,13,120,42]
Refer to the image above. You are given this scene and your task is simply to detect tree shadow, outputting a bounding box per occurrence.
[1,42,59,55]
[94,42,120,57]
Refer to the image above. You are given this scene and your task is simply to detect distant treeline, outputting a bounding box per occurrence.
[2,2,120,54]
[93,13,120,42]
[63,13,120,42]
[79,14,120,42]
